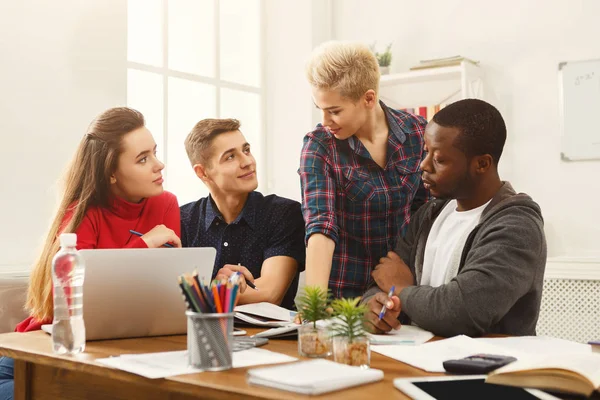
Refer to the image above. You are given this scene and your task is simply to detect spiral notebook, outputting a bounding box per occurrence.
[247,359,384,395]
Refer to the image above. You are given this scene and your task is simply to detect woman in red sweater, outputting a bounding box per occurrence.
[0,107,181,399]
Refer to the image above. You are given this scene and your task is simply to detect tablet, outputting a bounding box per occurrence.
[393,375,572,400]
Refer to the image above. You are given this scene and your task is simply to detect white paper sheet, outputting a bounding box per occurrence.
[369,325,434,345]
[475,336,592,355]
[371,335,516,372]
[96,347,297,379]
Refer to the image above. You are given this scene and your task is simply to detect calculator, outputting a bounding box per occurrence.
[443,354,517,374]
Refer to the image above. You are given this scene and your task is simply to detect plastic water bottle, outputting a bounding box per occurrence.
[52,233,86,354]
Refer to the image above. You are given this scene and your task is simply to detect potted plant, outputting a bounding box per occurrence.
[372,43,392,75]
[295,286,332,358]
[330,297,370,368]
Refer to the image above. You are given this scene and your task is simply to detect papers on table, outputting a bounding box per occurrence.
[372,334,594,373]
[368,325,434,345]
[371,335,518,373]
[475,336,593,355]
[96,347,297,379]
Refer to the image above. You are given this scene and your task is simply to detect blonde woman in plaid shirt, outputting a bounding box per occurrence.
[299,41,429,299]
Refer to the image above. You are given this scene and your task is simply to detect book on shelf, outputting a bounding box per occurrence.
[401,103,446,121]
[486,352,600,397]
[427,105,436,122]
[410,55,479,71]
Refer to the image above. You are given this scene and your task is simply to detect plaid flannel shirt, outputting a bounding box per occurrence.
[298,102,429,299]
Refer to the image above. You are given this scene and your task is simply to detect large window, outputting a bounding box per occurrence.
[127,0,265,205]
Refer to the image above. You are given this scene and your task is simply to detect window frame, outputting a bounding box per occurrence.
[126,0,268,200]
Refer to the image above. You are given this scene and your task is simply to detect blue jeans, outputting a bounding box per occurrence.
[0,357,14,400]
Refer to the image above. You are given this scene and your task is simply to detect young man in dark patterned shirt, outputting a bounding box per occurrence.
[299,41,429,299]
[181,119,305,309]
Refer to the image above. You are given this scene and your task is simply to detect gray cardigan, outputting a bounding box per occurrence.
[364,182,547,337]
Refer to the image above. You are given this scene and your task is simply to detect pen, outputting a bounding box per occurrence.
[237,263,258,290]
[378,285,396,320]
[129,229,174,248]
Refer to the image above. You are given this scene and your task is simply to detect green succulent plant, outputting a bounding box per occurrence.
[295,286,331,329]
[330,297,368,343]
[371,42,393,67]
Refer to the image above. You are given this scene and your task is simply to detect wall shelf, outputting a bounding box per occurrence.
[379,61,484,109]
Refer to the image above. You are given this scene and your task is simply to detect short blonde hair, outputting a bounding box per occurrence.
[305,41,380,101]
[184,118,241,166]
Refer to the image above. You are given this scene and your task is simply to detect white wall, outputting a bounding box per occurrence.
[330,0,600,258]
[264,0,332,202]
[0,0,127,270]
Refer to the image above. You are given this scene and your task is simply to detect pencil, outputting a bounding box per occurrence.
[129,229,174,248]
[212,285,223,313]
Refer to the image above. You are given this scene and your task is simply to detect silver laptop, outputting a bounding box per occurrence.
[78,247,216,341]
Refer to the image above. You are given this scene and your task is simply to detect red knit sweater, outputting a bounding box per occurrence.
[16,191,180,332]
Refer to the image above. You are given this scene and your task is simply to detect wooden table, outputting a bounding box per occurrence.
[0,328,441,399]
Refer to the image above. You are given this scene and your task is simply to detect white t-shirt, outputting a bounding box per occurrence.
[421,199,492,287]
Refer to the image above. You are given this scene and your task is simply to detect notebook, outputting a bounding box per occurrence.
[234,302,296,328]
[247,359,384,395]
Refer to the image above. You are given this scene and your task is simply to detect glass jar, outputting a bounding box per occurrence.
[333,335,370,368]
[297,323,332,358]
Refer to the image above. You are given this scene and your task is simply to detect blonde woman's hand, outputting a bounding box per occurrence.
[141,224,182,248]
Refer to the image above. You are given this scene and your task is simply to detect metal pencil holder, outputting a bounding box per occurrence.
[186,311,234,371]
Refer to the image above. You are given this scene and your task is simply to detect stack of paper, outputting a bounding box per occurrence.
[96,348,297,379]
[247,359,384,395]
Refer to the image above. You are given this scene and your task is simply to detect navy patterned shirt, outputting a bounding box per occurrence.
[180,191,306,310]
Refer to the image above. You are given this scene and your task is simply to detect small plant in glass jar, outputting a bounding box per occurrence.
[295,286,332,358]
[330,297,370,368]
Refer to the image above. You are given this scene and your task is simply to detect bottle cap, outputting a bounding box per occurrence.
[59,233,77,248]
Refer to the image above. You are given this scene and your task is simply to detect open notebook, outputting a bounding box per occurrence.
[247,359,384,395]
[486,352,600,397]
[234,302,296,328]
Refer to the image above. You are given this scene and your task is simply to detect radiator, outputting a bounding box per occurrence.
[536,257,600,343]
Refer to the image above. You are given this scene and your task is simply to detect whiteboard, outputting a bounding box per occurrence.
[559,59,600,161]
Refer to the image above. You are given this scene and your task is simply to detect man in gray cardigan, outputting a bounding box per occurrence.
[363,99,546,337]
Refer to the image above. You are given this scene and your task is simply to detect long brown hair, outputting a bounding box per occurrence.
[26,107,145,321]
